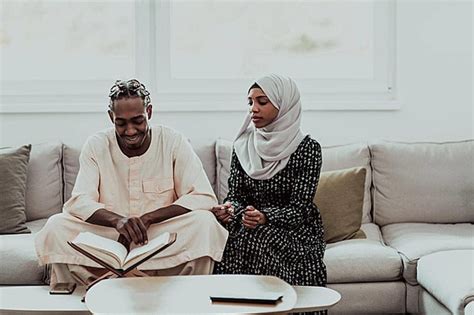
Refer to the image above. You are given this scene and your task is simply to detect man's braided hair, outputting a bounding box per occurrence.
[108,79,151,110]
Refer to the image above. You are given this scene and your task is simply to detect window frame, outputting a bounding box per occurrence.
[0,0,398,113]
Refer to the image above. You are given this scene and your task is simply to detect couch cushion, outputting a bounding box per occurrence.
[320,143,372,224]
[315,167,366,243]
[0,145,31,234]
[466,301,474,315]
[371,140,474,226]
[215,139,232,204]
[25,142,63,221]
[382,223,474,285]
[63,144,81,202]
[328,282,406,314]
[417,250,474,315]
[191,140,217,194]
[215,140,373,223]
[0,219,48,284]
[324,223,402,283]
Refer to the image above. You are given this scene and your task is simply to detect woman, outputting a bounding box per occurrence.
[212,74,327,291]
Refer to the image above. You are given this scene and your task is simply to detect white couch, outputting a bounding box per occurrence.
[1,138,473,314]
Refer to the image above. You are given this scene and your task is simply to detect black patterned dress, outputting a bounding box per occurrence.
[214,136,327,289]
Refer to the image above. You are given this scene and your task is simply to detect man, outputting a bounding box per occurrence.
[35,79,228,286]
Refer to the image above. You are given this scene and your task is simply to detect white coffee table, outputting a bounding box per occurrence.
[0,285,89,314]
[85,275,341,314]
[0,277,341,314]
[292,285,341,312]
[86,275,297,314]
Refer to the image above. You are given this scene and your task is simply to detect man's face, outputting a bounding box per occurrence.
[108,97,152,151]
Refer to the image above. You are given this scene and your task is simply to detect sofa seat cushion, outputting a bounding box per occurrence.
[417,250,474,315]
[382,223,474,284]
[0,219,48,284]
[324,223,402,283]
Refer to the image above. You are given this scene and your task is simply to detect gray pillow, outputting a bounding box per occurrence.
[0,145,32,234]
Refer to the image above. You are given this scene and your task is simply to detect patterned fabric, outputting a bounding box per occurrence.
[214,135,327,288]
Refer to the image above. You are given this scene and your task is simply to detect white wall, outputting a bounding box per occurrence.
[0,0,472,148]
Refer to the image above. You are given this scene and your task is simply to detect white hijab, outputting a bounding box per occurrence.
[234,74,307,180]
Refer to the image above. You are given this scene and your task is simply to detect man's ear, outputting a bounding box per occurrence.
[146,104,153,120]
[108,110,115,124]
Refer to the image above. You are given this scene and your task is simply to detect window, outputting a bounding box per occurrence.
[0,0,397,112]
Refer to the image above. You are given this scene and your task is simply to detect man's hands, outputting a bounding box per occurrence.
[86,208,171,251]
[115,216,149,248]
[211,203,267,229]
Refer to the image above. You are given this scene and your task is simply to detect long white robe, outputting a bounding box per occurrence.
[35,125,228,270]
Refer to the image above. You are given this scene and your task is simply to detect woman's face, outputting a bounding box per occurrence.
[247,88,279,128]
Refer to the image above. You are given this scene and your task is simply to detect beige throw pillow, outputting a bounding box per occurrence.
[314,167,367,243]
[0,145,32,234]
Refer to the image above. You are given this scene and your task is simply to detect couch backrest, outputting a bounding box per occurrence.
[25,142,63,221]
[63,144,81,202]
[190,140,217,194]
[215,139,373,224]
[30,138,473,226]
[319,143,373,224]
[370,140,474,226]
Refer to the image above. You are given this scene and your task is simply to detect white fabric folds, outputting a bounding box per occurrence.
[234,74,306,180]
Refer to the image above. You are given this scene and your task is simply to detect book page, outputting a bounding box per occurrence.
[124,232,170,266]
[72,232,128,267]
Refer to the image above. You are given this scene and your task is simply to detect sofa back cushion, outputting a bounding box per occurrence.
[0,145,31,234]
[63,144,81,202]
[371,140,474,226]
[215,139,373,224]
[215,139,233,204]
[25,142,63,221]
[315,167,367,243]
[190,140,217,194]
[320,143,372,223]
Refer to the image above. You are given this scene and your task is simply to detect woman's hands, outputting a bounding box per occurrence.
[211,202,267,229]
[242,205,267,229]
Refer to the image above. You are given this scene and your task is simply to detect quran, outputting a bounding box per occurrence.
[68,231,176,273]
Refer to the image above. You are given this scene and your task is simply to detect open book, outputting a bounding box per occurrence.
[68,231,177,273]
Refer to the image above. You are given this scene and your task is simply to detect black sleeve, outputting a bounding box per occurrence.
[223,149,249,215]
[260,141,322,230]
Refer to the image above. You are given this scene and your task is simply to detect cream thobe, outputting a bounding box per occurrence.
[35,125,228,272]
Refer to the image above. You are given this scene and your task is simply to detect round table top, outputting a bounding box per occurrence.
[86,274,298,314]
[292,285,341,312]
